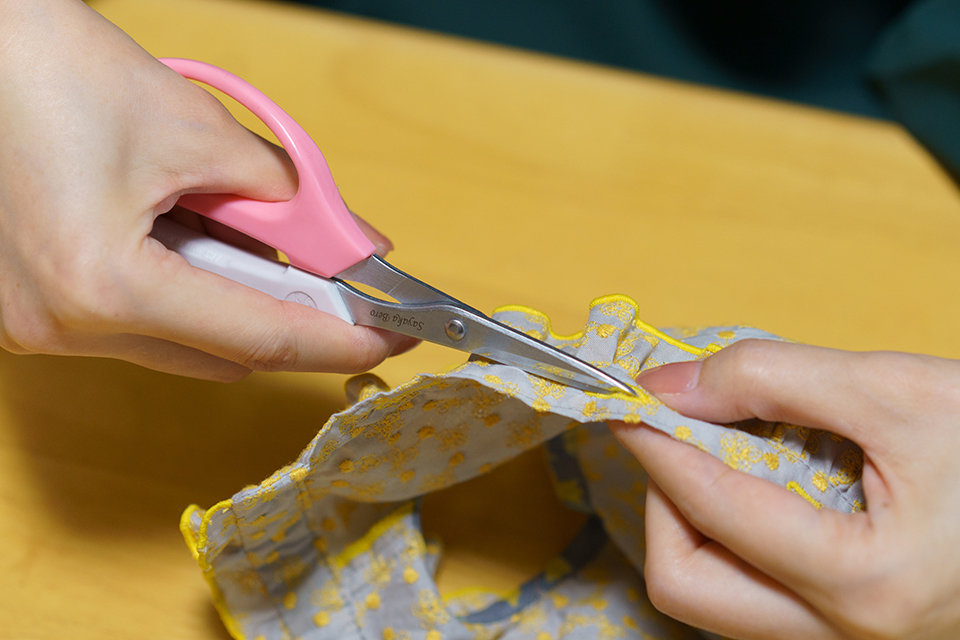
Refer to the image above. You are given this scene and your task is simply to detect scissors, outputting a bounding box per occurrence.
[150,58,635,397]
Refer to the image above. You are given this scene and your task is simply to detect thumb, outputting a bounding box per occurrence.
[158,67,396,258]
[127,238,419,377]
[635,339,893,448]
[146,60,299,211]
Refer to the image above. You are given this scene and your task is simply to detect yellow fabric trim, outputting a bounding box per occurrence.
[182,295,728,634]
[180,504,203,562]
[188,499,235,572]
[329,502,416,572]
[494,294,709,357]
[182,500,247,640]
[492,304,590,342]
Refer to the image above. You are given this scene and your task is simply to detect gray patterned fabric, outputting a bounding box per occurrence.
[181,295,864,640]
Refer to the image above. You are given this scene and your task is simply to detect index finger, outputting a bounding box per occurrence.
[642,478,845,640]
[126,238,418,374]
[611,421,874,612]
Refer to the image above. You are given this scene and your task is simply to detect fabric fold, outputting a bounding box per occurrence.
[182,294,864,639]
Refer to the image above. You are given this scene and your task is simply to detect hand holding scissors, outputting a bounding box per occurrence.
[153,59,634,395]
[0,2,414,380]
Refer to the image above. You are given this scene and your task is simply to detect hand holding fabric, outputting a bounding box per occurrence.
[610,339,960,639]
[0,0,415,380]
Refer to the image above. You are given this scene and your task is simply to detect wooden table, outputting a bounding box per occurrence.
[3,0,960,637]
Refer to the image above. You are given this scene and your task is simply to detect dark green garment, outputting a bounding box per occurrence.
[298,0,910,118]
[869,0,960,177]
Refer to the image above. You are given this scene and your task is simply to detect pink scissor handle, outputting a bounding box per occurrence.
[159,58,375,278]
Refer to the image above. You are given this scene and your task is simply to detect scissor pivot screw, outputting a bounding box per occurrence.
[445,319,466,342]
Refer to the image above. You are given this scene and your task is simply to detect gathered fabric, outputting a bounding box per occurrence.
[181,295,864,640]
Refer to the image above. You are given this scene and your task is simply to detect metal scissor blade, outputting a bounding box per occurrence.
[456,311,639,396]
[335,254,467,307]
[334,281,638,396]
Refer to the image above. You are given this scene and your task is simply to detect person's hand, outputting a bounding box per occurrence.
[609,339,960,639]
[0,0,416,380]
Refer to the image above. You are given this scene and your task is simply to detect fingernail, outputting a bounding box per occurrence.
[635,360,702,395]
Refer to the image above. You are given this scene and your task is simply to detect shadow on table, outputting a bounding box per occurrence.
[1,349,591,637]
[202,600,236,640]
[0,350,346,537]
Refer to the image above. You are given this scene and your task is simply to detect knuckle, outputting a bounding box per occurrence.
[4,324,52,354]
[43,266,130,332]
[720,338,781,381]
[240,322,301,373]
[860,351,960,409]
[713,339,786,418]
[0,308,56,354]
[236,307,394,375]
[156,89,237,189]
[172,79,233,130]
[191,96,241,156]
[643,554,690,620]
[0,292,48,352]
[0,276,98,355]
[0,231,149,356]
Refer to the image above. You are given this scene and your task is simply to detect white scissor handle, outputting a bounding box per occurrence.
[150,217,354,323]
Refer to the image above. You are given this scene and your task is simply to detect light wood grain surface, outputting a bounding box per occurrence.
[3,0,960,637]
